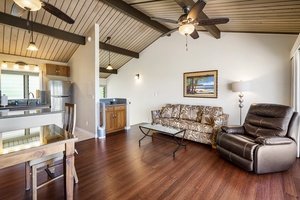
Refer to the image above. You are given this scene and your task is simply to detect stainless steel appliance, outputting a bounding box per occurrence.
[49,80,71,111]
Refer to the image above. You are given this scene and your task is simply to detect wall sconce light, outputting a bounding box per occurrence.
[135,74,140,79]
[232,80,252,125]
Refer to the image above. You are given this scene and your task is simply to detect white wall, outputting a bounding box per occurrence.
[69,24,99,135]
[106,32,297,125]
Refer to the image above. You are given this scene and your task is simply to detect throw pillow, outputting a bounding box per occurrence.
[201,114,213,125]
[161,106,173,118]
[171,104,181,118]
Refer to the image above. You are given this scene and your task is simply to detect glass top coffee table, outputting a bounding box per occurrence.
[139,123,187,157]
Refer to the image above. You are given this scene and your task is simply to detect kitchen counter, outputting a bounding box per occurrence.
[0,108,63,119]
[0,104,50,111]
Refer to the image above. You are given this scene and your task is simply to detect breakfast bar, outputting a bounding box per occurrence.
[0,124,77,199]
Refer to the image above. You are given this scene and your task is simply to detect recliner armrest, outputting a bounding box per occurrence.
[221,126,245,134]
[255,136,293,145]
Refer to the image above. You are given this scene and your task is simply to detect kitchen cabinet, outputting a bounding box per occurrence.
[44,64,70,77]
[100,105,126,134]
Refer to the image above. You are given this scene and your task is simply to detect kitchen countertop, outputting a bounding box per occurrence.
[0,104,50,111]
[0,108,64,119]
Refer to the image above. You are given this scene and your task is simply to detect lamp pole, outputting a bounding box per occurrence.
[238,92,244,125]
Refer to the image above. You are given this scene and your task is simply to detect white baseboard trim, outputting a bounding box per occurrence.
[75,127,96,137]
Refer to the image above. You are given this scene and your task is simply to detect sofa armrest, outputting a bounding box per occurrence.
[221,126,245,134]
[255,136,293,145]
[151,110,161,121]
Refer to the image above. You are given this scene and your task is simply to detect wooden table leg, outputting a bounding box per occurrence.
[64,141,75,200]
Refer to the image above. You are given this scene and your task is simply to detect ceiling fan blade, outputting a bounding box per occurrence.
[195,18,229,26]
[190,29,199,39]
[187,0,206,21]
[162,28,179,37]
[174,0,195,8]
[11,2,26,17]
[151,17,178,24]
[41,2,74,24]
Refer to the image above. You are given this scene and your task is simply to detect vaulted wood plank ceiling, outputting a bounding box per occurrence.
[0,0,300,79]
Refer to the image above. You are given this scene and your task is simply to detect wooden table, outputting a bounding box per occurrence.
[0,124,78,199]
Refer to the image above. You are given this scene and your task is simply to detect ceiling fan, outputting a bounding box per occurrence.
[151,0,229,39]
[11,0,74,24]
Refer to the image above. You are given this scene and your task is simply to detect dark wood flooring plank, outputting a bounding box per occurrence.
[0,124,300,200]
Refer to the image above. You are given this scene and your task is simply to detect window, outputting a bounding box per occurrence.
[100,85,106,98]
[1,70,39,99]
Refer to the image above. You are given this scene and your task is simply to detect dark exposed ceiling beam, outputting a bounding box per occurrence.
[100,42,139,58]
[99,0,170,34]
[0,12,85,45]
[100,67,118,74]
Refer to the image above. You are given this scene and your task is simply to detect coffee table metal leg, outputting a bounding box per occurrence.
[139,127,151,146]
[172,130,187,157]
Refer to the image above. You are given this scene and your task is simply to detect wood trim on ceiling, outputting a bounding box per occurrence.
[0,12,86,45]
[99,0,170,34]
[100,67,118,74]
[100,42,139,58]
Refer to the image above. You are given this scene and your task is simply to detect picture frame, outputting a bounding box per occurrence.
[183,70,218,98]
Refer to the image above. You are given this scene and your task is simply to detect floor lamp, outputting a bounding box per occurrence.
[232,80,251,125]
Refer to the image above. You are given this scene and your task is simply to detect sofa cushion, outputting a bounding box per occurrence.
[202,106,223,117]
[179,105,201,121]
[201,114,214,125]
[171,104,181,118]
[161,106,173,118]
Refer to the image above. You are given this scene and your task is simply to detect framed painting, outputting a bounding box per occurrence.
[183,70,218,98]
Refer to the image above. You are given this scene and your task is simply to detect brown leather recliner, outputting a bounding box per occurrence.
[216,103,299,174]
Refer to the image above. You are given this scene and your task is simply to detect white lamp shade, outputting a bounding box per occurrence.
[178,24,195,35]
[232,80,251,92]
[14,0,42,11]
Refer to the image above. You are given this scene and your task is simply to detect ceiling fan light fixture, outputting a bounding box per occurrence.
[179,24,195,35]
[27,42,38,51]
[14,0,42,11]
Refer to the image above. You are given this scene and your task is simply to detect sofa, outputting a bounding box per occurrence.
[216,103,299,174]
[151,104,229,147]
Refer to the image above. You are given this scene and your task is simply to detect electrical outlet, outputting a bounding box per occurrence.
[86,121,88,126]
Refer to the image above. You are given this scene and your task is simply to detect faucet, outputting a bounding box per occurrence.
[29,92,35,99]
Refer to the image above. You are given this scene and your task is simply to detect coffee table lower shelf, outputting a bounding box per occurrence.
[139,124,187,157]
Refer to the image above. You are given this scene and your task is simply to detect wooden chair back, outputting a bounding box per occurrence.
[63,103,76,136]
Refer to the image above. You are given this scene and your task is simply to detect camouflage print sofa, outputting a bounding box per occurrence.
[151,104,229,147]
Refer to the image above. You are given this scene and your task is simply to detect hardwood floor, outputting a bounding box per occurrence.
[1,124,300,200]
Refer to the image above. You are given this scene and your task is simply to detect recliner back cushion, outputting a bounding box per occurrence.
[244,104,293,137]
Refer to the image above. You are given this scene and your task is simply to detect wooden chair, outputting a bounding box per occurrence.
[25,103,78,200]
